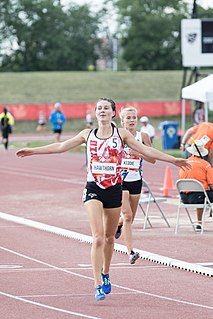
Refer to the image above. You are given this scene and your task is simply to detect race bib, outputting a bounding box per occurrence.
[200,135,210,145]
[92,162,116,175]
[121,158,140,170]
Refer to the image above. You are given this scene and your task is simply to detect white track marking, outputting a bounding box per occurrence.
[1,246,213,310]
[0,246,94,281]
[0,264,23,269]
[0,168,84,185]
[0,291,102,319]
[0,211,212,277]
[196,263,213,266]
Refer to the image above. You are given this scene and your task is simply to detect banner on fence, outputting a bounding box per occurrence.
[0,100,191,120]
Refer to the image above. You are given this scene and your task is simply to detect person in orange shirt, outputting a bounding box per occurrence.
[180,122,213,166]
[179,140,213,231]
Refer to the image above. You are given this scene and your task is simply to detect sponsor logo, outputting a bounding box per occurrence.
[88,193,97,198]
[187,33,197,44]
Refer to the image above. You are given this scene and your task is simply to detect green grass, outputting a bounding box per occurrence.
[3,70,212,157]
[14,111,213,135]
[0,70,187,104]
[11,117,184,157]
[13,119,87,133]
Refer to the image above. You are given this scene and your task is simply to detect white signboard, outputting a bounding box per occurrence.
[181,19,213,67]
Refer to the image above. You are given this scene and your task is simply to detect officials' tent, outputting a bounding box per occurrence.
[181,74,213,134]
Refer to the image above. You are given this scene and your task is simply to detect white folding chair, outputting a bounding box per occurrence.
[139,178,170,229]
[175,179,213,235]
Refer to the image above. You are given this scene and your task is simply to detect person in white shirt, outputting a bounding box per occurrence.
[140,116,155,143]
[115,107,155,264]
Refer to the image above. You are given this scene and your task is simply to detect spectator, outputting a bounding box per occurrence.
[179,140,213,232]
[180,122,213,166]
[192,101,205,126]
[36,111,46,132]
[140,116,155,143]
[49,103,66,142]
[0,107,15,150]
[86,110,94,128]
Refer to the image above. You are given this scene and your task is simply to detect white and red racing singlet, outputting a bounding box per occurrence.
[121,131,143,182]
[86,126,124,189]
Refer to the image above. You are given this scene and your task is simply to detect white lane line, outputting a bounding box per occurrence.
[0,265,167,272]
[0,291,102,319]
[0,246,94,281]
[0,265,23,269]
[0,211,212,277]
[112,284,213,310]
[1,246,213,310]
[0,169,84,185]
[196,263,213,266]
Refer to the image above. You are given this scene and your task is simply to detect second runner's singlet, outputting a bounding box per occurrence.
[121,131,143,182]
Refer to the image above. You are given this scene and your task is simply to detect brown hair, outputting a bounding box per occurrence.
[98,98,116,118]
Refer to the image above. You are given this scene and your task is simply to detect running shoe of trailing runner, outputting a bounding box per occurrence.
[195,224,202,232]
[115,224,123,239]
[129,251,140,264]
[101,273,111,294]
[95,285,106,301]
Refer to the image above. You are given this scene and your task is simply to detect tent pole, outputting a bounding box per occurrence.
[181,99,186,136]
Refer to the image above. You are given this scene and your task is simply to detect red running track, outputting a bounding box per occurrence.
[0,149,213,319]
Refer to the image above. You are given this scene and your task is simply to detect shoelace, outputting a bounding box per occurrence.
[96,287,102,295]
[103,276,110,285]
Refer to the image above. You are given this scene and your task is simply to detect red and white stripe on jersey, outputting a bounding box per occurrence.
[86,126,123,189]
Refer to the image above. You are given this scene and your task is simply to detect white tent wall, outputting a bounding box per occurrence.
[181,74,213,134]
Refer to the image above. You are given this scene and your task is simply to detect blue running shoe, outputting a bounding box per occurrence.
[95,285,105,301]
[101,273,111,294]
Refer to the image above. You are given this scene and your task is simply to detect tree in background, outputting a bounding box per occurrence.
[108,0,213,70]
[1,0,213,71]
[0,0,100,71]
[110,0,188,70]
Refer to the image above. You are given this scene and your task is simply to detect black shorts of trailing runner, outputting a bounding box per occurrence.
[180,190,213,204]
[83,182,122,208]
[122,179,142,195]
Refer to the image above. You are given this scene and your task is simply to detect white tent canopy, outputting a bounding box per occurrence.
[182,74,213,102]
[181,74,213,134]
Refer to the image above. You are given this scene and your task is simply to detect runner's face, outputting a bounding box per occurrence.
[96,100,115,122]
[122,111,137,130]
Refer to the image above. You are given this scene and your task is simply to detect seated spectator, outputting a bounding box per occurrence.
[140,116,155,143]
[179,140,213,232]
[180,122,213,166]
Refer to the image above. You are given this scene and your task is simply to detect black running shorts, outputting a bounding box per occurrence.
[122,179,142,195]
[83,182,122,208]
[53,129,62,134]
